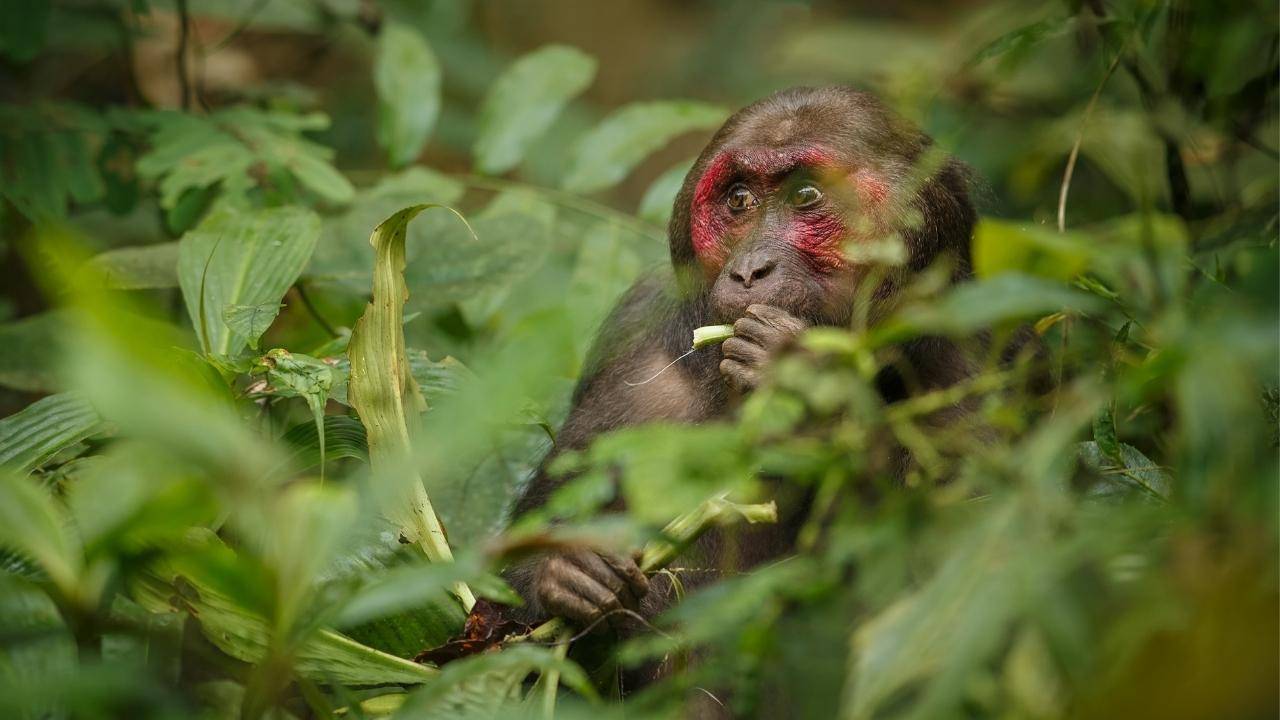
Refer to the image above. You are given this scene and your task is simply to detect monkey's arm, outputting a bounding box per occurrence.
[506,275,717,627]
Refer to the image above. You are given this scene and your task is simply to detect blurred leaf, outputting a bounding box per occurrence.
[0,0,49,63]
[972,218,1092,281]
[563,101,728,193]
[637,157,693,225]
[473,44,597,175]
[1077,441,1171,502]
[0,471,81,594]
[134,566,436,686]
[884,273,1105,340]
[406,191,555,313]
[0,393,103,476]
[223,303,283,351]
[177,205,320,357]
[0,104,105,222]
[374,23,441,168]
[0,578,76,720]
[134,107,353,210]
[85,242,179,289]
[0,311,70,393]
[967,14,1073,69]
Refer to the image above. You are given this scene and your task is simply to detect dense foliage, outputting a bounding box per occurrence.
[0,1,1275,718]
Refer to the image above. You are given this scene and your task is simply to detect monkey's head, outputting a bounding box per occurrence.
[669,86,976,327]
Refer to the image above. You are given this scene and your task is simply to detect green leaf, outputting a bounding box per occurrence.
[0,393,103,476]
[405,191,555,308]
[0,104,105,222]
[253,349,334,477]
[884,273,1105,340]
[308,167,464,290]
[347,203,476,608]
[972,218,1092,281]
[1076,441,1171,502]
[134,107,352,210]
[0,471,81,594]
[374,23,441,168]
[473,44,597,175]
[395,645,596,717]
[177,205,320,357]
[86,242,180,290]
[637,158,693,224]
[223,304,284,351]
[279,415,369,475]
[0,311,69,393]
[562,101,729,193]
[133,564,435,686]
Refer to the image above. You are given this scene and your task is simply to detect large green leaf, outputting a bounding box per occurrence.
[374,23,441,168]
[0,393,103,476]
[346,203,475,608]
[562,101,729,193]
[177,205,321,357]
[473,44,597,175]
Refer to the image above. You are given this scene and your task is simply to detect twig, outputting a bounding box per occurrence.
[1057,44,1126,232]
[293,282,340,338]
[175,0,192,111]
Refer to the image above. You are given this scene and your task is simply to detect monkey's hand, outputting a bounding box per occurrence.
[532,548,650,629]
[720,304,808,393]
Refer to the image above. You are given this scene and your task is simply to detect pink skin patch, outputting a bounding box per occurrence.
[689,147,888,274]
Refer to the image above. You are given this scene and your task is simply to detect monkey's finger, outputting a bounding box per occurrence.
[562,567,624,620]
[731,316,774,345]
[720,358,759,393]
[722,336,767,366]
[598,551,650,599]
[539,583,602,625]
[746,304,807,333]
[568,550,627,596]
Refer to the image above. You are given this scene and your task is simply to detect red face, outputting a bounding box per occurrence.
[690,144,892,323]
[689,145,889,275]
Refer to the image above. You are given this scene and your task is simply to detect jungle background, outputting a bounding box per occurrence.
[0,0,1277,718]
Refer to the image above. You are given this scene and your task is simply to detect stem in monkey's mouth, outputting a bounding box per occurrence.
[692,324,735,349]
[623,325,736,387]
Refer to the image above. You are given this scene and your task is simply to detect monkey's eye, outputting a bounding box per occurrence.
[725,184,758,212]
[788,183,824,209]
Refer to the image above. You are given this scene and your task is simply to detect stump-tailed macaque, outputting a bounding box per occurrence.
[506,85,977,635]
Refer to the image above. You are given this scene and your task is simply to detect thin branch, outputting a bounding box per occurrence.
[175,0,192,111]
[293,282,340,338]
[1057,45,1126,232]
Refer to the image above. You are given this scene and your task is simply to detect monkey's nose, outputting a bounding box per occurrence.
[728,253,776,288]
